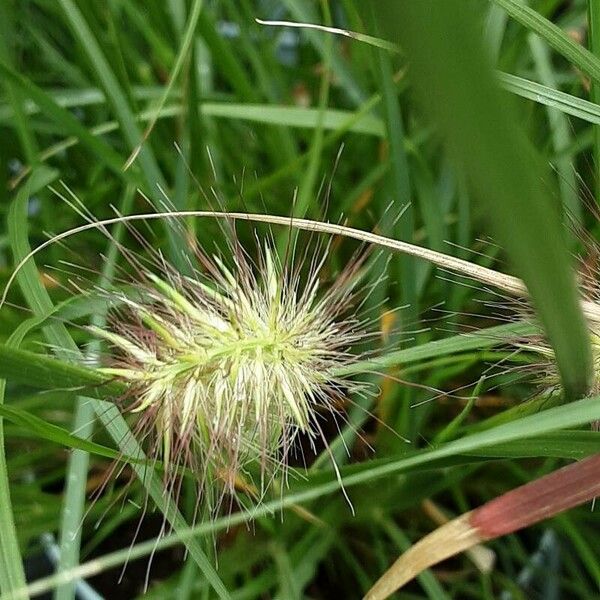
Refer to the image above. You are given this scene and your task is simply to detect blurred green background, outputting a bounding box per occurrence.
[1,1,600,598]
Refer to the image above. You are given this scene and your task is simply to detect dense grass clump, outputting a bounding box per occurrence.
[1,1,599,599]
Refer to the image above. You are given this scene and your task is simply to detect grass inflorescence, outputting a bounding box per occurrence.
[2,2,600,600]
[90,231,370,513]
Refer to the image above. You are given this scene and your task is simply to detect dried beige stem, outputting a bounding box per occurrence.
[364,513,480,600]
[5,209,600,322]
[366,454,600,599]
[421,499,495,574]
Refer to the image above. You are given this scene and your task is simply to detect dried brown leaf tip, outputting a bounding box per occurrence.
[365,454,600,600]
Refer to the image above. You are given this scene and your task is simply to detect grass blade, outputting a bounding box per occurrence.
[0,3,38,165]
[498,71,600,125]
[124,0,203,169]
[293,1,332,218]
[366,453,600,599]
[528,34,581,227]
[7,170,229,599]
[55,0,189,270]
[380,0,593,399]
[10,393,600,600]
[0,321,534,398]
[589,0,600,203]
[493,0,600,84]
[7,173,101,600]
[53,183,133,600]
[0,60,129,180]
[0,331,30,596]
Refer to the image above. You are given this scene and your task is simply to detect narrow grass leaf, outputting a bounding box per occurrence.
[493,0,600,84]
[0,60,127,179]
[0,403,125,464]
[7,171,229,599]
[256,19,400,53]
[11,394,600,600]
[498,71,600,125]
[278,0,366,105]
[0,331,30,595]
[0,321,534,399]
[124,0,203,169]
[528,34,581,226]
[383,0,592,399]
[56,0,189,270]
[588,0,600,202]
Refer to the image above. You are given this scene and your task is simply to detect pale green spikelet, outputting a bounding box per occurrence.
[94,242,366,508]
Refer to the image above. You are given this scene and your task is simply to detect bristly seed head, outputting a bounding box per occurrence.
[511,248,600,398]
[92,241,366,509]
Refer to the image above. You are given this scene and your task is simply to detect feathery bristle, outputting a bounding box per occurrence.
[92,240,367,510]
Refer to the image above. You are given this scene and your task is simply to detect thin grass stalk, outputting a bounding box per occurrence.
[589,0,600,204]
[53,185,134,600]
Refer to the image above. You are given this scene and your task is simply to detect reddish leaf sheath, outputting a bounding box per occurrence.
[471,453,600,538]
[365,454,600,600]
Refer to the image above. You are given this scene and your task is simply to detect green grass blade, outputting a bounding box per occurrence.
[55,0,189,269]
[589,0,600,203]
[53,183,133,600]
[0,60,129,178]
[485,2,509,61]
[340,321,535,376]
[7,171,229,599]
[0,403,125,464]
[6,76,600,131]
[0,344,125,399]
[57,0,164,183]
[0,332,30,595]
[498,71,600,125]
[8,174,99,600]
[381,1,592,399]
[493,0,600,84]
[294,1,332,218]
[278,0,366,105]
[369,8,417,348]
[464,430,600,460]
[528,34,581,228]
[0,321,535,398]
[123,0,203,168]
[0,2,39,164]
[11,394,600,600]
